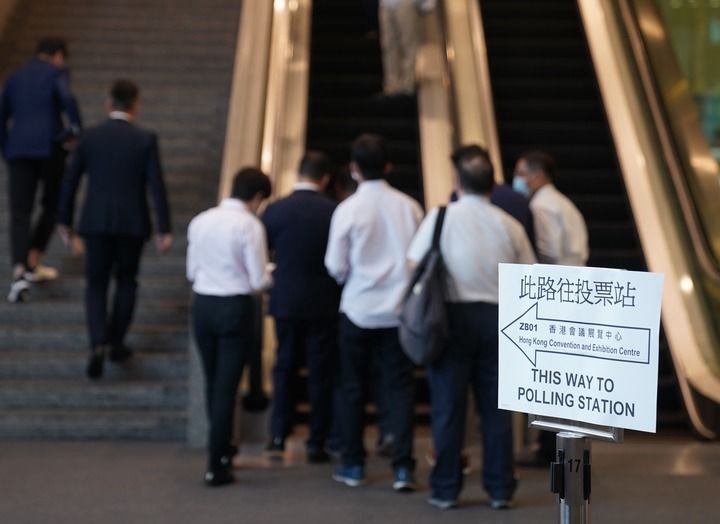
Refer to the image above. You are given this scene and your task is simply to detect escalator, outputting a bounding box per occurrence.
[301,0,429,424]
[479,0,686,429]
[307,0,424,204]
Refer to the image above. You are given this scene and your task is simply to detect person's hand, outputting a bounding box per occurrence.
[155,233,173,254]
[62,137,78,152]
[57,224,73,249]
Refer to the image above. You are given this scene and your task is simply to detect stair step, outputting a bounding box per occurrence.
[0,351,188,379]
[0,379,187,409]
[0,325,188,352]
[0,409,186,440]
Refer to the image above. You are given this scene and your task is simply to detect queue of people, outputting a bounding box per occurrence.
[186,131,589,511]
[2,35,589,511]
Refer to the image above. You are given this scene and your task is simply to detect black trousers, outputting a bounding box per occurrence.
[83,235,144,350]
[192,293,254,471]
[269,317,337,448]
[338,315,415,470]
[6,146,67,267]
[427,302,516,501]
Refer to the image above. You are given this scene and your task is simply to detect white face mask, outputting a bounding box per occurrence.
[512,175,530,197]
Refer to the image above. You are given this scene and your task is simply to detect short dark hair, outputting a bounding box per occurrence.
[454,145,495,194]
[36,37,68,58]
[450,144,488,168]
[520,151,556,180]
[110,79,139,111]
[351,133,387,180]
[231,167,271,201]
[298,150,332,181]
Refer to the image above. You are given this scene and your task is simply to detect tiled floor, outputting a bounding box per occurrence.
[0,431,717,523]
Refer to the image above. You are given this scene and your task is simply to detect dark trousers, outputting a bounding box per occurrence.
[427,302,516,501]
[269,317,337,448]
[83,235,144,350]
[6,146,66,267]
[192,293,254,471]
[338,315,415,470]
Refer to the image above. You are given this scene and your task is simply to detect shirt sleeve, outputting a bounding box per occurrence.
[407,207,438,265]
[55,71,82,134]
[324,206,351,284]
[244,219,272,292]
[186,218,197,282]
[533,205,563,264]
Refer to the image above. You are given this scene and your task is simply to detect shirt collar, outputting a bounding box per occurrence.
[458,193,491,204]
[357,179,389,192]
[294,181,320,192]
[219,198,250,212]
[109,111,133,122]
[533,183,555,200]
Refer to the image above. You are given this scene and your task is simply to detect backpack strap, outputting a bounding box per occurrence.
[431,206,447,250]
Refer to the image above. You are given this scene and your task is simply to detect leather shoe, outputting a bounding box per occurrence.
[86,346,105,380]
[109,343,133,363]
[204,468,235,487]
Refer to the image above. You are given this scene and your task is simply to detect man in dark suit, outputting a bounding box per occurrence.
[0,37,82,302]
[261,151,341,463]
[58,79,172,379]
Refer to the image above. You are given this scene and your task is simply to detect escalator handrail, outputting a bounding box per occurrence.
[616,0,720,288]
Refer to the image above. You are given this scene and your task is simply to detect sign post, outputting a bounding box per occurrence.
[499,264,664,523]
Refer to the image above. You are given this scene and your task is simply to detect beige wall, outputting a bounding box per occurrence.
[0,0,18,38]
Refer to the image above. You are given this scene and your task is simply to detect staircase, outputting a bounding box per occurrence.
[0,0,241,438]
[480,0,686,430]
[307,0,424,204]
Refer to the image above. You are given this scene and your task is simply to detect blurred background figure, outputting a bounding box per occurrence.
[379,0,418,96]
[0,37,82,302]
[262,151,341,464]
[187,168,272,487]
[58,80,172,380]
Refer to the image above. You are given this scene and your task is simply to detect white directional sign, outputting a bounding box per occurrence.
[498,264,664,433]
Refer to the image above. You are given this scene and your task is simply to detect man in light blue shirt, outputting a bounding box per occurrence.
[325,134,422,491]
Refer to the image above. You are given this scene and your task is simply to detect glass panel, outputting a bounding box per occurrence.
[657,0,720,159]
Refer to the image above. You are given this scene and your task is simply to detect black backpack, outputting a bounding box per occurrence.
[399,207,448,366]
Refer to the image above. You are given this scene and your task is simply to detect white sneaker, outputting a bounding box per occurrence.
[7,278,30,303]
[24,264,58,283]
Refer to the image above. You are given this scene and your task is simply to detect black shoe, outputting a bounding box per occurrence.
[221,445,239,468]
[307,446,331,464]
[265,437,284,459]
[86,346,106,380]
[109,343,133,363]
[204,468,235,487]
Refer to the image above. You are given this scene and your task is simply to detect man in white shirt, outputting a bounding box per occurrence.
[511,151,589,467]
[379,0,418,96]
[325,134,422,491]
[186,167,272,487]
[512,151,588,266]
[407,146,535,510]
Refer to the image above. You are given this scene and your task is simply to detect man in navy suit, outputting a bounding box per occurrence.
[261,151,341,463]
[58,79,172,379]
[0,37,82,302]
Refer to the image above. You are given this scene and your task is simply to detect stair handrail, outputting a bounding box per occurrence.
[437,0,504,183]
[218,1,274,199]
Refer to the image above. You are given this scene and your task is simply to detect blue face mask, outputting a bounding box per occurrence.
[512,175,530,197]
